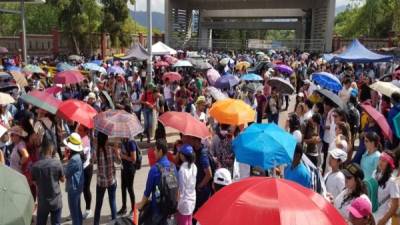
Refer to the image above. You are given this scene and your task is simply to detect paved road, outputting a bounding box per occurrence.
[36,97,295,225]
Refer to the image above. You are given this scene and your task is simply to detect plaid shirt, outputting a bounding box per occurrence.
[95,145,120,187]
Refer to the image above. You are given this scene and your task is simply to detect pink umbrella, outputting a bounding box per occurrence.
[54,70,85,85]
[44,86,62,95]
[361,103,393,142]
[206,68,221,86]
[165,55,178,64]
[155,61,170,68]
[162,72,182,82]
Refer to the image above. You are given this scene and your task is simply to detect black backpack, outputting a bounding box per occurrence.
[39,120,58,150]
[156,163,178,216]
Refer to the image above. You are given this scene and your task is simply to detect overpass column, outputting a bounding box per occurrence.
[198,10,211,50]
[324,0,335,52]
[164,0,172,45]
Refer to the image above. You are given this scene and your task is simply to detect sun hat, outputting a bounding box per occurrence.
[195,96,206,105]
[8,125,28,137]
[179,144,194,156]
[329,148,347,162]
[342,163,364,180]
[63,132,83,152]
[213,168,232,186]
[347,197,372,219]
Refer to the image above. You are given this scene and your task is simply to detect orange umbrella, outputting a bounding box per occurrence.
[209,98,256,125]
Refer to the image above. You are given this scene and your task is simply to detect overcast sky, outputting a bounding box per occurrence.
[129,0,355,13]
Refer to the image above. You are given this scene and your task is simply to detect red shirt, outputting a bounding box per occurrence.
[141,91,156,106]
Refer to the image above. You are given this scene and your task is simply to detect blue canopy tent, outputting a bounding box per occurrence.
[331,39,394,63]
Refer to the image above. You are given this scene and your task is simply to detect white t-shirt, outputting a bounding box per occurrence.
[130,92,142,112]
[334,189,369,221]
[323,109,335,143]
[339,87,352,103]
[177,162,197,215]
[373,176,400,225]
[163,85,172,100]
[324,171,345,198]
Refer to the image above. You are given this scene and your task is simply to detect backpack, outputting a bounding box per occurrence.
[124,140,142,170]
[364,177,379,212]
[39,120,57,151]
[156,163,178,216]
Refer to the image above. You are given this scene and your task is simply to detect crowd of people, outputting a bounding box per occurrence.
[0,47,400,225]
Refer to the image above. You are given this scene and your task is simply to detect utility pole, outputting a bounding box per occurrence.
[146,0,153,84]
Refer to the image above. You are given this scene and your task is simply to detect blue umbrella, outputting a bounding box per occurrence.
[214,74,240,89]
[107,65,125,75]
[56,62,75,72]
[90,60,103,66]
[240,73,263,81]
[311,72,342,93]
[6,65,21,72]
[232,123,297,170]
[83,63,106,74]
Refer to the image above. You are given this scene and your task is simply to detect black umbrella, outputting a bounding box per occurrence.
[316,89,344,108]
[267,77,295,95]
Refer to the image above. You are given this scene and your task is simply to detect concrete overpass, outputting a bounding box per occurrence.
[164,0,336,51]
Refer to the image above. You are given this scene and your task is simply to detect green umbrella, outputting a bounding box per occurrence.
[0,165,34,225]
[20,90,62,114]
[23,64,44,74]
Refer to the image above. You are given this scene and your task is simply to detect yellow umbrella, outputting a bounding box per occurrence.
[209,98,256,125]
[235,61,251,70]
[9,71,28,87]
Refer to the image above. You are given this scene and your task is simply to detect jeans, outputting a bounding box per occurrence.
[93,183,117,225]
[83,164,93,210]
[36,207,62,225]
[68,191,83,225]
[121,167,136,210]
[134,110,141,122]
[268,113,279,124]
[165,98,174,111]
[143,108,153,140]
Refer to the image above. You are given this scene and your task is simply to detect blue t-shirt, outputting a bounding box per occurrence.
[284,163,311,188]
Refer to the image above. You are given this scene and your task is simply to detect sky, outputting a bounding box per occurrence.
[129,0,353,13]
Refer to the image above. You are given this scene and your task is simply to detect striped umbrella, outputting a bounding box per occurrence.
[20,91,61,114]
[94,110,143,138]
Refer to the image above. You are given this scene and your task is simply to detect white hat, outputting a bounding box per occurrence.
[63,132,83,152]
[214,168,232,186]
[329,148,347,162]
[297,92,304,98]
[88,92,96,99]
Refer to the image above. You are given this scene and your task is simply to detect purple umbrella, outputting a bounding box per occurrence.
[274,64,293,75]
[107,66,125,75]
[0,46,8,54]
[214,74,240,89]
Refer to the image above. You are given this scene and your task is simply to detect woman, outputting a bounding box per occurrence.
[9,125,29,174]
[286,113,302,143]
[141,84,157,143]
[130,83,142,122]
[353,114,381,164]
[93,132,121,225]
[267,88,280,124]
[295,102,307,126]
[177,144,197,225]
[77,125,93,219]
[334,163,368,220]
[325,148,347,199]
[63,133,84,225]
[347,197,376,225]
[303,113,321,167]
[360,132,382,180]
[193,96,207,123]
[373,151,399,225]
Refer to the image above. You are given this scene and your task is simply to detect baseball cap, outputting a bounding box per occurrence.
[347,197,372,219]
[342,163,364,180]
[179,144,193,156]
[329,148,347,162]
[213,168,232,186]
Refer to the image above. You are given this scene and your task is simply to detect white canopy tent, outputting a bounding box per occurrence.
[151,41,177,55]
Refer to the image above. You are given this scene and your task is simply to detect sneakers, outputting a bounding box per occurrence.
[117,207,127,216]
[83,209,92,219]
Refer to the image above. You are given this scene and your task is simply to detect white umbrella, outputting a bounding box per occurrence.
[172,60,193,68]
[370,81,400,97]
[0,92,15,105]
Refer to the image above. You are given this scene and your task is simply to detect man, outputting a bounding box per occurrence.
[32,143,65,225]
[163,78,174,111]
[284,144,311,188]
[255,89,267,123]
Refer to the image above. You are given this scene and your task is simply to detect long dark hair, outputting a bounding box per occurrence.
[97,131,109,162]
[365,131,382,151]
[341,176,367,209]
[376,150,395,188]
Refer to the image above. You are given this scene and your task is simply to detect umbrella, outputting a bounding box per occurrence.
[232,123,297,169]
[361,103,393,142]
[158,112,210,139]
[100,91,115,110]
[56,62,75,72]
[44,86,62,95]
[162,72,182,82]
[194,177,347,225]
[20,90,61,114]
[214,75,240,89]
[268,77,295,95]
[154,61,169,68]
[219,58,230,66]
[0,46,8,54]
[195,61,213,70]
[206,68,221,86]
[206,87,228,101]
[90,60,103,66]
[164,55,178,64]
[83,63,106,74]
[172,60,193,68]
[68,54,82,61]
[54,70,85,85]
[94,110,143,138]
[0,92,15,105]
[369,81,400,97]
[245,82,263,92]
[235,61,251,70]
[22,64,44,74]
[0,165,35,225]
[240,73,263,81]
[6,66,21,72]
[311,72,342,93]
[209,98,256,125]
[274,64,293,74]
[9,71,28,87]
[107,65,125,75]
[57,100,97,128]
[315,89,344,108]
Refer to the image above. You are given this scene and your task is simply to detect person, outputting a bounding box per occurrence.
[93,132,121,225]
[322,100,336,174]
[212,168,232,193]
[325,148,347,199]
[303,113,321,167]
[8,125,29,173]
[141,84,157,143]
[347,197,376,225]
[372,151,399,225]
[284,144,311,188]
[117,138,137,216]
[387,92,400,146]
[286,113,302,143]
[177,144,197,225]
[210,124,235,174]
[339,78,353,103]
[267,87,280,124]
[136,139,177,225]
[130,83,142,121]
[334,163,368,220]
[63,133,84,225]
[353,114,381,164]
[77,125,93,219]
[33,108,59,158]
[193,96,207,123]
[32,143,65,225]
[163,78,174,111]
[361,132,382,180]
[255,89,267,123]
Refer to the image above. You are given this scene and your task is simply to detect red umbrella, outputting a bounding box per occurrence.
[361,103,393,142]
[44,86,62,95]
[195,177,347,225]
[154,61,169,68]
[162,72,182,82]
[158,112,210,139]
[54,70,84,84]
[57,100,97,128]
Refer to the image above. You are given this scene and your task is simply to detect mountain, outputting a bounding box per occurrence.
[130,11,165,32]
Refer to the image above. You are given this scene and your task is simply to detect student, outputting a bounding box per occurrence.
[325,148,347,199]
[284,144,311,188]
[213,168,232,193]
[347,197,376,225]
[32,143,65,225]
[360,132,381,180]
